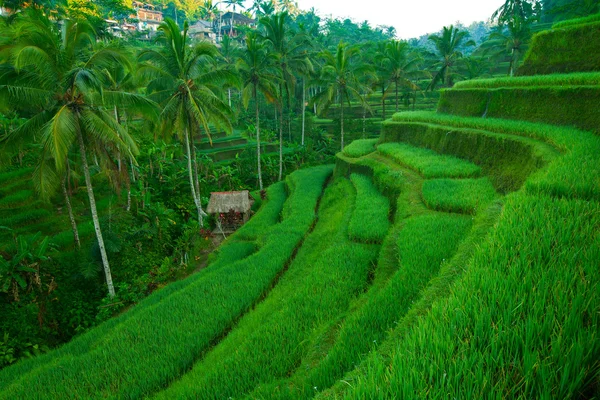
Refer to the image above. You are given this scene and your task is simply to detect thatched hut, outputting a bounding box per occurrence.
[207,190,254,232]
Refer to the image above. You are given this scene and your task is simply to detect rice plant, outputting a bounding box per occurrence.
[348,174,390,243]
[422,178,497,214]
[377,142,481,178]
[454,71,600,89]
[342,139,378,158]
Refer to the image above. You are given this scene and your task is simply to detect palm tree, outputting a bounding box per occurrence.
[0,12,145,298]
[260,11,312,179]
[382,40,422,112]
[138,18,236,227]
[218,34,241,108]
[312,42,372,151]
[483,15,532,76]
[428,25,475,89]
[238,32,279,190]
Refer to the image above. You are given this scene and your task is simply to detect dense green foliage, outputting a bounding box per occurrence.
[552,12,600,27]
[377,142,481,178]
[518,21,600,74]
[347,174,390,243]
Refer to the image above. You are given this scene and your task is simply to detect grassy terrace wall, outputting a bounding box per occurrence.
[518,21,600,75]
[379,121,556,193]
[437,86,600,133]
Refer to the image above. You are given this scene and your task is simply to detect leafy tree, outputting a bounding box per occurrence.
[0,12,145,297]
[238,32,279,190]
[428,25,475,89]
[139,18,236,227]
[312,42,372,151]
[492,0,542,23]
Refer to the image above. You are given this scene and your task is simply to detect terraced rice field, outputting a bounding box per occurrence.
[1,20,599,399]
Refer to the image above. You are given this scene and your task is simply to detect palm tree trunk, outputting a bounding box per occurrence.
[301,78,306,146]
[382,84,386,120]
[62,176,80,249]
[255,86,263,190]
[278,105,283,181]
[190,137,202,200]
[395,81,399,112]
[77,128,115,298]
[184,128,207,226]
[228,88,232,107]
[340,92,345,151]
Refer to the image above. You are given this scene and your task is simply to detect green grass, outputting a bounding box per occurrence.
[152,178,379,400]
[453,72,600,89]
[231,181,286,242]
[347,174,390,243]
[252,211,472,399]
[377,142,481,179]
[0,168,33,184]
[330,193,600,399]
[1,209,52,228]
[341,139,378,158]
[552,13,600,29]
[0,165,333,400]
[392,112,600,200]
[518,21,600,75]
[437,86,600,134]
[422,178,498,214]
[0,190,33,209]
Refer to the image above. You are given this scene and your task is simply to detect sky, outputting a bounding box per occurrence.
[238,0,504,39]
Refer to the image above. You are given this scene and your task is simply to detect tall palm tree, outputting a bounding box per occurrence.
[260,11,312,179]
[428,25,475,89]
[0,12,145,298]
[382,40,422,112]
[312,42,372,151]
[138,18,236,227]
[238,32,279,190]
[484,15,532,76]
[218,34,241,108]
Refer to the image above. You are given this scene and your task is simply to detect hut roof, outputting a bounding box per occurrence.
[207,190,253,214]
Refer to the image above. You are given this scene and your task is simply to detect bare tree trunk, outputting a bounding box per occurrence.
[255,86,263,190]
[62,176,80,249]
[228,88,232,107]
[184,128,207,226]
[77,128,115,298]
[301,78,306,146]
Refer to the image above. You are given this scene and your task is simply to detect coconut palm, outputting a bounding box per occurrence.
[260,11,312,179]
[238,32,279,190]
[428,25,475,89]
[0,12,146,297]
[218,34,241,108]
[381,40,422,112]
[483,15,532,76]
[138,18,236,227]
[312,42,373,151]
